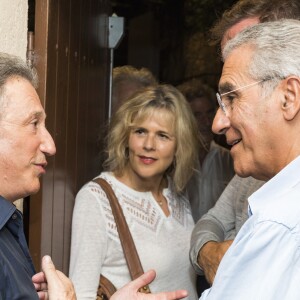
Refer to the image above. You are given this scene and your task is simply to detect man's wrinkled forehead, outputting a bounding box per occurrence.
[221,17,260,50]
[218,44,254,94]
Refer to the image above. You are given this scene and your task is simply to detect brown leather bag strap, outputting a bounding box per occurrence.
[98,274,117,298]
[93,178,149,287]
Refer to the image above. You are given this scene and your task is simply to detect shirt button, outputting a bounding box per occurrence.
[12,214,17,220]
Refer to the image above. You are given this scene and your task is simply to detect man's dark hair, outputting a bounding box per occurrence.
[0,52,37,89]
[0,52,38,117]
[210,0,300,45]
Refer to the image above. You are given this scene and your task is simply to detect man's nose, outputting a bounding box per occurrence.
[40,128,56,156]
[212,108,230,135]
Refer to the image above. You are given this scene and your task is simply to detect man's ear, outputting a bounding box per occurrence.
[281,76,300,121]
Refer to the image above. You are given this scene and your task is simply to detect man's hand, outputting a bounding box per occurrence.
[32,255,76,300]
[111,270,188,300]
[198,240,233,284]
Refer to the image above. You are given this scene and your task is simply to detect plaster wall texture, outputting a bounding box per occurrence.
[0,0,28,59]
[0,0,28,211]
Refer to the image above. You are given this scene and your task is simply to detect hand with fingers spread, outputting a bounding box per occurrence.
[32,255,76,300]
[111,270,188,300]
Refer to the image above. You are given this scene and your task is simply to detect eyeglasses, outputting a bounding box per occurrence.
[216,80,265,116]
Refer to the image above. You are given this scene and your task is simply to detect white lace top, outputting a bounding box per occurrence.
[69,172,197,300]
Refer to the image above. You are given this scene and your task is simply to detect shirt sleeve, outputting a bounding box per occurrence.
[200,220,300,299]
[189,175,239,274]
[69,182,108,299]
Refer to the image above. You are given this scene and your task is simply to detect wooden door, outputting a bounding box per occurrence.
[29,0,111,274]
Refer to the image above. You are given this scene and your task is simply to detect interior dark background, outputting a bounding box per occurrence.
[111,0,237,88]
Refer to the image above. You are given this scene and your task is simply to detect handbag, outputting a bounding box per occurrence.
[93,177,151,299]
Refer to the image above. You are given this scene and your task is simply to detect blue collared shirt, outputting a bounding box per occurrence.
[200,156,300,300]
[0,196,38,299]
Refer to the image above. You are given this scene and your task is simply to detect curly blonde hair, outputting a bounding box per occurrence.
[104,84,199,193]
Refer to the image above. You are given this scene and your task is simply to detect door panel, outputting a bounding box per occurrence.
[30,0,110,273]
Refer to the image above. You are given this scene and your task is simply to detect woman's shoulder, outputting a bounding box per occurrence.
[75,172,115,203]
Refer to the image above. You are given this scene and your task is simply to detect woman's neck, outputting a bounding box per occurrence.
[114,168,170,216]
[114,168,167,195]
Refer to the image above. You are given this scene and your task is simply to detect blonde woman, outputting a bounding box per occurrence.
[69,84,199,299]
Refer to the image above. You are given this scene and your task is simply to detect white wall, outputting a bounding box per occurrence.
[0,0,28,59]
[0,0,28,211]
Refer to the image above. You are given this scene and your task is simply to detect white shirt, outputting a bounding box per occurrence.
[200,155,300,299]
[70,172,197,300]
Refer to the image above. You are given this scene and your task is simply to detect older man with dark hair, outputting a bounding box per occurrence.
[0,51,83,300]
[0,52,187,300]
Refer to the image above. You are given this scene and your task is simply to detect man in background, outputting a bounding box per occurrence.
[177,78,234,222]
[112,65,157,114]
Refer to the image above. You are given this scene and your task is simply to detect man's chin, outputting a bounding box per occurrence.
[233,161,252,178]
[235,171,251,178]
[27,181,41,196]
[234,165,265,180]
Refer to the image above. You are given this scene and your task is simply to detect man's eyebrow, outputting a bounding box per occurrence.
[218,82,237,94]
[25,111,45,121]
